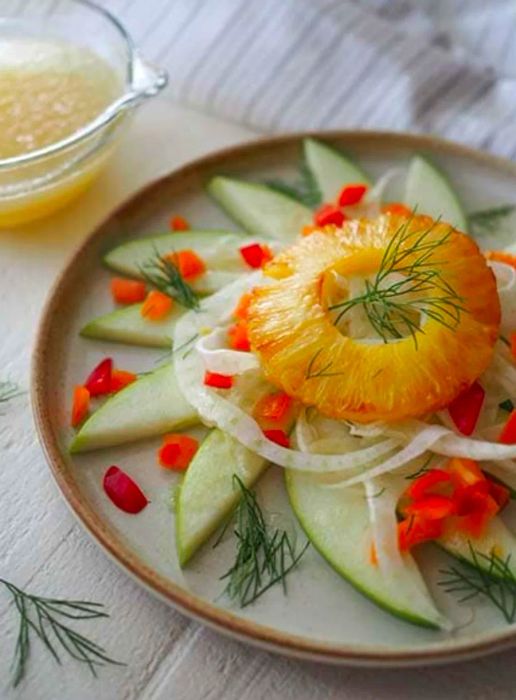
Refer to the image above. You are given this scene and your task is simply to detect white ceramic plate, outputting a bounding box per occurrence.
[32,131,516,666]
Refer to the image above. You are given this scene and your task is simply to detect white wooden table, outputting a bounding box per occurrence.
[1,100,515,700]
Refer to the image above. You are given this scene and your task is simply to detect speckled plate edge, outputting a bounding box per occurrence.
[31,130,516,667]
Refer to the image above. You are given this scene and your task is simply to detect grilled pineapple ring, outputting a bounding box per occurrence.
[247,214,500,423]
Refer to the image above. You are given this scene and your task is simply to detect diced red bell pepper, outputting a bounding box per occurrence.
[239,243,273,269]
[499,409,516,445]
[169,215,190,231]
[111,278,147,305]
[338,184,368,207]
[110,369,137,393]
[71,385,90,427]
[455,492,499,538]
[103,465,149,514]
[398,516,444,551]
[405,468,452,500]
[313,203,345,228]
[488,479,510,509]
[233,292,253,321]
[255,392,293,423]
[263,428,290,448]
[403,494,456,521]
[228,321,251,351]
[447,381,485,436]
[158,434,199,470]
[511,332,516,360]
[84,358,113,397]
[203,371,234,389]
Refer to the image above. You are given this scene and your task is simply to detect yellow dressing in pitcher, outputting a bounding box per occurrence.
[0,38,121,226]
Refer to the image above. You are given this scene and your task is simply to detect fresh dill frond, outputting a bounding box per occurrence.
[305,348,347,380]
[0,381,23,404]
[266,162,321,208]
[329,217,466,346]
[139,250,200,310]
[0,579,124,687]
[468,205,515,238]
[438,544,516,623]
[500,399,514,413]
[217,476,308,608]
[404,454,434,480]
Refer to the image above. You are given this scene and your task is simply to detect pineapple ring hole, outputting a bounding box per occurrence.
[320,248,425,342]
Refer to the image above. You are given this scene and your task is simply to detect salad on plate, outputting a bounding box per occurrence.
[69,138,516,631]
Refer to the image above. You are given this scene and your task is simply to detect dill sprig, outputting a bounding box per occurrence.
[1,578,124,687]
[305,348,346,379]
[438,544,516,623]
[266,162,321,208]
[0,381,23,404]
[139,250,200,310]
[329,217,466,346]
[217,476,308,608]
[468,205,515,238]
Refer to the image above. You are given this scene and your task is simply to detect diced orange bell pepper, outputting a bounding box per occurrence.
[446,457,485,488]
[110,369,137,393]
[254,392,293,424]
[484,250,516,269]
[301,225,318,237]
[381,202,412,217]
[228,321,251,351]
[233,292,252,321]
[176,249,206,279]
[499,410,516,445]
[369,541,378,566]
[71,385,90,427]
[111,278,147,305]
[169,215,190,231]
[141,290,173,320]
[158,433,199,470]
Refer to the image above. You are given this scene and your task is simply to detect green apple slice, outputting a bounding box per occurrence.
[70,363,198,453]
[303,138,371,202]
[103,230,262,295]
[80,302,182,348]
[176,429,268,566]
[404,155,468,231]
[208,176,312,242]
[286,470,447,629]
[439,516,516,577]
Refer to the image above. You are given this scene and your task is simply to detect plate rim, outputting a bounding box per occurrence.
[31,129,516,667]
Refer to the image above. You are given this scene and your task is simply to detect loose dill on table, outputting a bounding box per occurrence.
[215,475,309,608]
[139,249,200,310]
[500,399,514,412]
[0,381,24,403]
[328,216,466,347]
[0,578,123,688]
[266,161,321,208]
[438,544,516,624]
[468,205,515,237]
